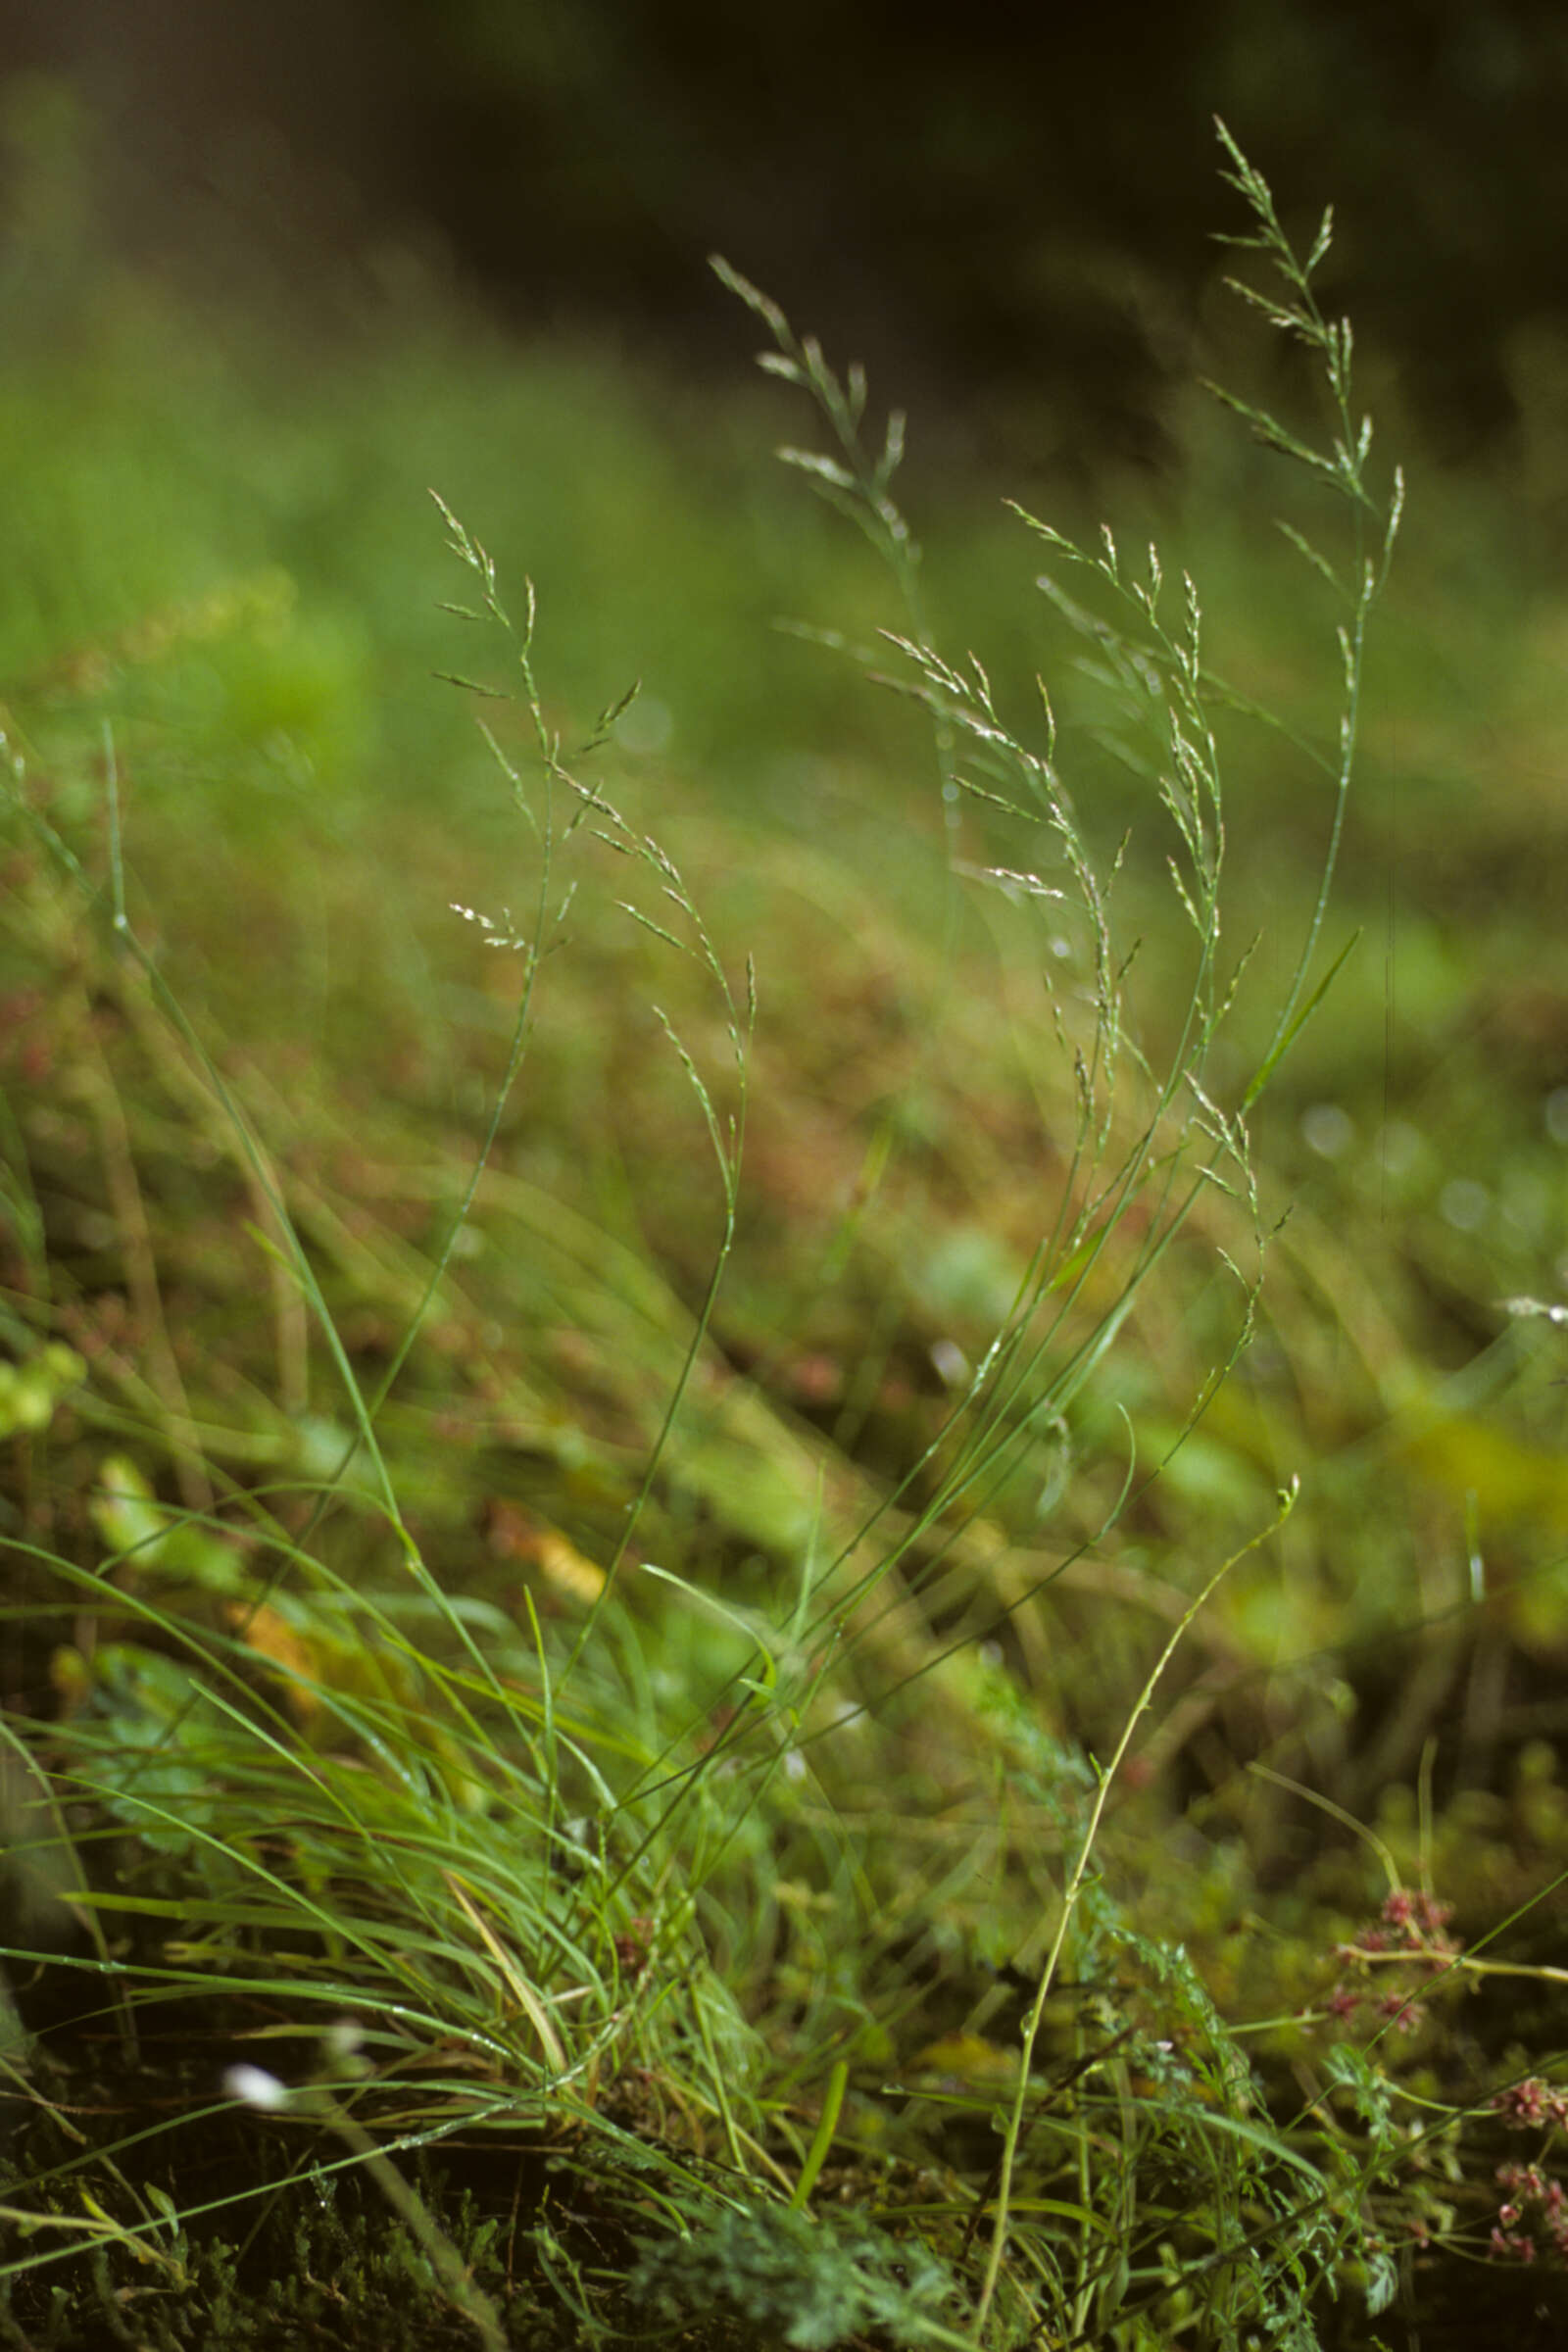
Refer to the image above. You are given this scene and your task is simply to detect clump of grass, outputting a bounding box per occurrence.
[11,117,1558,2352]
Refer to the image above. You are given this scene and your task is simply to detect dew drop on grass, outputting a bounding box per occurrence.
[1300,1102,1354,1159]
[1375,1119,1423,1176]
[1440,1178,1490,1231]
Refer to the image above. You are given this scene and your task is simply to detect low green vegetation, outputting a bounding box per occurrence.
[4,120,1568,2349]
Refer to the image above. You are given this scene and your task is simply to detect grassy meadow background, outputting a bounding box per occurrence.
[4,71,1568,2350]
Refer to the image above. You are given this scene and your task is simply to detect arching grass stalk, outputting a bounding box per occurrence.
[428,494,757,1671]
[710,254,969,1440]
[971,1481,1298,2338]
[379,494,582,1428]
[550,774,756,1627]
[1201,116,1404,1099]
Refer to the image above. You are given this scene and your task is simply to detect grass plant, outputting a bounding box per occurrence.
[4,118,1568,2350]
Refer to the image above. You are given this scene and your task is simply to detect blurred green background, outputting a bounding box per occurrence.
[8,0,1568,471]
